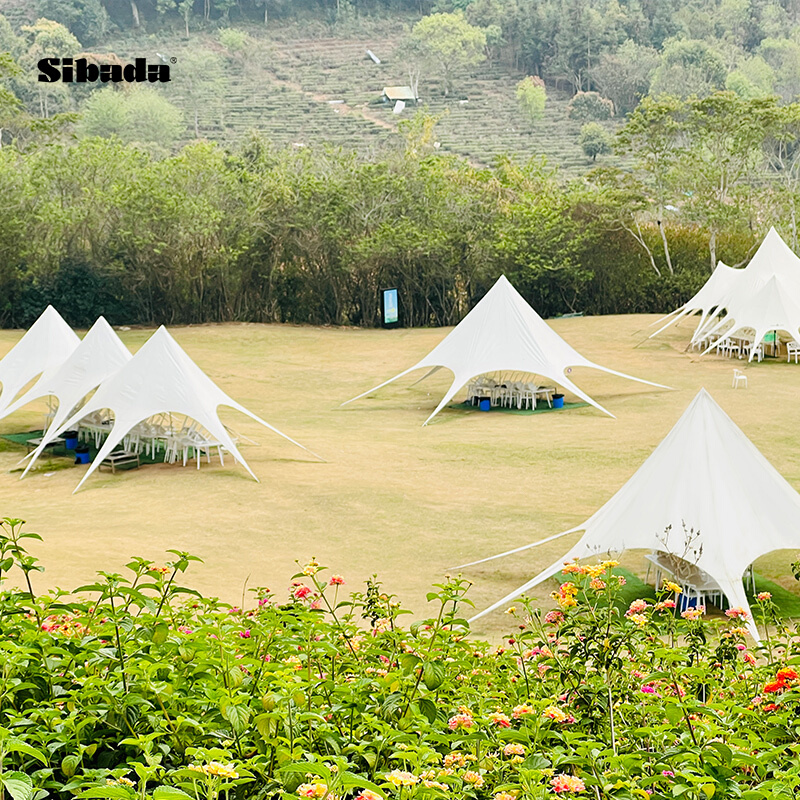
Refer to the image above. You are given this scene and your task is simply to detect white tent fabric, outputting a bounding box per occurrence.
[0,306,79,417]
[649,262,742,339]
[51,326,321,492]
[699,274,800,359]
[1,317,132,477]
[652,227,800,360]
[343,275,668,424]
[466,389,800,639]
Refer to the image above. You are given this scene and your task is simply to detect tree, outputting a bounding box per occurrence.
[0,53,26,147]
[79,87,184,152]
[568,91,614,122]
[759,102,800,249]
[617,95,686,274]
[726,56,776,99]
[515,75,546,124]
[162,48,226,139]
[35,0,109,45]
[676,93,772,269]
[759,38,800,103]
[19,18,81,118]
[592,40,659,115]
[405,12,487,96]
[649,39,727,99]
[579,122,612,161]
[77,86,128,139]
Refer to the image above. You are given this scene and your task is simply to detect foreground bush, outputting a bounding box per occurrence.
[1,517,800,800]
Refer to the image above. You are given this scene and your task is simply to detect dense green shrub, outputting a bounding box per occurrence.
[567,92,614,122]
[1,517,800,800]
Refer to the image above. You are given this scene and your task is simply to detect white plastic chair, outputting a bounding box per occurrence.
[732,369,747,389]
[518,383,535,410]
[787,341,800,363]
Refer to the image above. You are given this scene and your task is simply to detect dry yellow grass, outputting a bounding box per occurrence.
[1,314,799,638]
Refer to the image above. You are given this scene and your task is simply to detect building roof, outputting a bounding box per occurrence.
[382,86,417,101]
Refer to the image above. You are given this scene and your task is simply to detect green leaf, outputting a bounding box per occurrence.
[61,754,81,778]
[153,788,193,799]
[1,772,34,800]
[223,703,250,733]
[418,697,437,723]
[4,738,47,765]
[152,622,169,644]
[664,703,683,725]
[422,662,445,691]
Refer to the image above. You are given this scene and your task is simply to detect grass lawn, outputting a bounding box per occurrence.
[1,313,799,639]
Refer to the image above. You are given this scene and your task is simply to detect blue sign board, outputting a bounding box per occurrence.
[381,288,399,327]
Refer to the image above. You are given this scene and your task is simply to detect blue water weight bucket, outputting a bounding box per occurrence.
[479,398,491,411]
[552,394,565,409]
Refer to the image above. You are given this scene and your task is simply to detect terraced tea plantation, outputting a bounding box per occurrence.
[102,23,622,173]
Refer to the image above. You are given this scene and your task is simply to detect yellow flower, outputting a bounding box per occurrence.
[297,782,329,798]
[386,770,418,787]
[463,771,484,787]
[189,762,239,780]
[663,581,682,594]
[543,705,568,722]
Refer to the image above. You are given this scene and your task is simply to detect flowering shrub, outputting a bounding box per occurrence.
[1,518,800,800]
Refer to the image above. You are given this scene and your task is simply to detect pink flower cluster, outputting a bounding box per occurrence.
[551,774,586,794]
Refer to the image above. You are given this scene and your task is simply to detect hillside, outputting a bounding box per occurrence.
[98,23,621,173]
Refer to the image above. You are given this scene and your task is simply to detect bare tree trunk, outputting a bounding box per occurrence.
[194,108,199,138]
[709,229,716,273]
[623,220,660,277]
[130,0,140,27]
[792,205,797,252]
[657,216,673,274]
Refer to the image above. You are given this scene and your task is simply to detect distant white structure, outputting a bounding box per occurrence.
[0,306,79,418]
[343,275,667,425]
[382,86,417,104]
[652,227,800,359]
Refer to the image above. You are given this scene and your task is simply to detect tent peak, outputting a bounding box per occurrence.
[343,274,664,422]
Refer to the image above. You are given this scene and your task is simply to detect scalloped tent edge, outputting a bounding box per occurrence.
[462,389,800,640]
[4,317,133,478]
[48,326,323,492]
[342,275,669,425]
[0,306,80,418]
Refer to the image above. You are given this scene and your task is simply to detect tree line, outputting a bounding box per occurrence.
[4,88,798,329]
[24,0,800,113]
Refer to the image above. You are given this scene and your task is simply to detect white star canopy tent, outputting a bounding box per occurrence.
[51,326,321,492]
[1,317,132,477]
[0,306,79,417]
[649,262,742,340]
[463,389,800,639]
[343,275,667,424]
[651,228,800,359]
